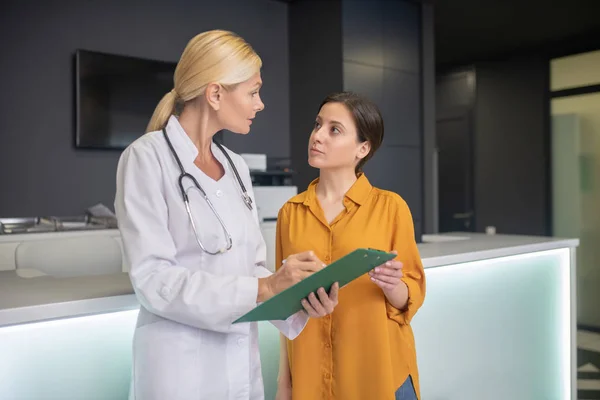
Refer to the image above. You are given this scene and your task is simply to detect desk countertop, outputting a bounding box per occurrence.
[418,232,578,268]
[0,233,578,328]
[0,270,132,309]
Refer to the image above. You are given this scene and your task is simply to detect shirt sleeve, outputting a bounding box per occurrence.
[115,144,259,333]
[386,198,426,325]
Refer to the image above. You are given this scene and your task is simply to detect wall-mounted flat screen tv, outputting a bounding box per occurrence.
[75,49,176,149]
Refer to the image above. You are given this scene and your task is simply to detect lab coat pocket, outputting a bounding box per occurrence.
[133,318,203,399]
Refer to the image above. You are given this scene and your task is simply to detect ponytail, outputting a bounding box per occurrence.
[146,89,177,133]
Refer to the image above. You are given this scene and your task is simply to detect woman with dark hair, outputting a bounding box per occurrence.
[275,92,426,400]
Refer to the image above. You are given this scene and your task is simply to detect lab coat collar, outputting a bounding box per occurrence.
[165,115,199,163]
[165,116,232,167]
[294,172,373,206]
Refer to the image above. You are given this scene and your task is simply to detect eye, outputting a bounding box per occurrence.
[314,121,321,130]
[251,90,259,96]
[331,126,341,135]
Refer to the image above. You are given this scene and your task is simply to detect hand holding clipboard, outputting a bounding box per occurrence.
[234,248,396,323]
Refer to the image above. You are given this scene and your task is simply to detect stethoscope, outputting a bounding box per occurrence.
[162,128,253,255]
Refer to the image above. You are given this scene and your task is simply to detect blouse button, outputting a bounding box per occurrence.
[215,189,223,197]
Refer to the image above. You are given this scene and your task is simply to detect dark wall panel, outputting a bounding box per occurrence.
[342,0,420,73]
[474,57,549,235]
[422,2,437,233]
[382,0,421,73]
[342,0,384,67]
[414,220,423,243]
[343,62,383,106]
[344,64,421,147]
[381,69,421,147]
[342,0,424,228]
[289,0,344,192]
[363,146,423,221]
[436,69,476,111]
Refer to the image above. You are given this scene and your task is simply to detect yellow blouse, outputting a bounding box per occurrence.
[276,173,426,400]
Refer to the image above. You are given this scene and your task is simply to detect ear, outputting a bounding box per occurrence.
[356,141,371,160]
[205,83,221,111]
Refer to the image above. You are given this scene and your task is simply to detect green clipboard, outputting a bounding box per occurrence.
[233,248,396,323]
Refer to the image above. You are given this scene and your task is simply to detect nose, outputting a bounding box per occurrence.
[255,97,265,112]
[312,125,325,143]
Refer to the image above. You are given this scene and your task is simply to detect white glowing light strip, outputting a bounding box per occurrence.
[0,294,139,328]
[425,247,572,400]
[0,308,140,334]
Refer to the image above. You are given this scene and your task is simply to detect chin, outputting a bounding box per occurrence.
[307,157,323,169]
[227,126,251,135]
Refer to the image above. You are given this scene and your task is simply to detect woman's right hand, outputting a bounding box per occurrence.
[258,251,324,302]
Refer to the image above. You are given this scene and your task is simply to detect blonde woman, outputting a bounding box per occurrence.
[115,30,338,400]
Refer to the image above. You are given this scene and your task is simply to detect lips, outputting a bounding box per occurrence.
[310,148,324,155]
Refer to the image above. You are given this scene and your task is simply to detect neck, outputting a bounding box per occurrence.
[316,168,358,202]
[177,105,220,162]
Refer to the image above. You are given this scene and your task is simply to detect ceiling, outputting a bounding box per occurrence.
[278,0,600,67]
[432,0,600,67]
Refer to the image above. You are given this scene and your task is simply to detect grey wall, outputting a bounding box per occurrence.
[0,0,289,217]
[342,0,425,238]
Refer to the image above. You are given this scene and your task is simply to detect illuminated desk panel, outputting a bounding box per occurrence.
[0,233,577,400]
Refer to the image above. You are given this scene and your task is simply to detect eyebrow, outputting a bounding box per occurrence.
[330,119,346,130]
[316,115,346,130]
[252,82,262,89]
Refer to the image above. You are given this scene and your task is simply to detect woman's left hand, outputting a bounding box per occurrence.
[369,250,404,292]
[301,282,339,318]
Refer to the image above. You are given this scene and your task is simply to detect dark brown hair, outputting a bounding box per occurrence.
[318,91,384,172]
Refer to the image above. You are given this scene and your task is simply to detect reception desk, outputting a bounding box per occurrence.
[0,233,577,400]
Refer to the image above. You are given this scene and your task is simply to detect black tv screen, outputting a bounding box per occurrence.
[75,49,176,149]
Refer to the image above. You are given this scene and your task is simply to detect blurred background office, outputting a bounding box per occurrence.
[433,2,600,397]
[0,0,599,398]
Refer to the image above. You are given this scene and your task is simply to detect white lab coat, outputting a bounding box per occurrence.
[114,116,307,400]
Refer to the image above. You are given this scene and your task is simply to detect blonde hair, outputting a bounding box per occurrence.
[146,30,262,132]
